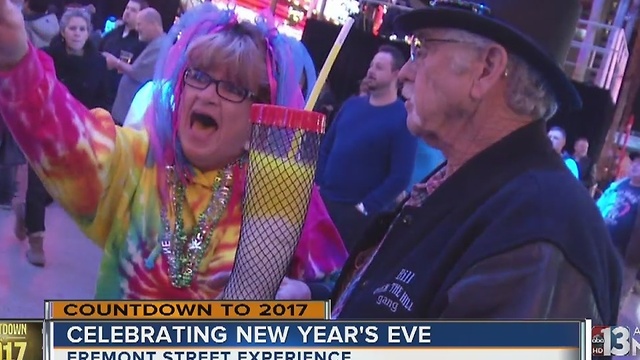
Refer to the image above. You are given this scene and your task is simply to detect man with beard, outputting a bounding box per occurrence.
[99,0,148,111]
[316,45,417,252]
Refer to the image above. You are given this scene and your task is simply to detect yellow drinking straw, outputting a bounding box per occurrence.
[305,17,356,111]
[286,17,356,159]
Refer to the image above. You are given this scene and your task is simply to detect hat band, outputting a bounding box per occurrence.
[428,0,492,16]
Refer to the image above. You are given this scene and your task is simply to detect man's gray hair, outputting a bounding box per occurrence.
[447,29,559,120]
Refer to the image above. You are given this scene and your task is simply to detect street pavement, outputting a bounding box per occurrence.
[0,205,639,358]
[0,204,101,318]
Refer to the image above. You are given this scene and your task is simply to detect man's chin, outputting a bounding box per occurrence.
[406,115,421,133]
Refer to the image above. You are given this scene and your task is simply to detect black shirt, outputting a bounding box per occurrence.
[99,25,146,109]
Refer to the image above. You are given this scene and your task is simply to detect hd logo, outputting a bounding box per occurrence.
[592,326,640,356]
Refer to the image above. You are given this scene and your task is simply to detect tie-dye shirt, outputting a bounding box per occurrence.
[0,45,348,299]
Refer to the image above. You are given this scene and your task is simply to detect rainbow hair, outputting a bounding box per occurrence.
[142,2,317,202]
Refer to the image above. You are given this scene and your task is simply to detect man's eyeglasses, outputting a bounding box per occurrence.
[410,38,464,61]
[183,68,258,103]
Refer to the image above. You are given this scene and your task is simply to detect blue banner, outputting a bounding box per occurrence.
[52,321,580,348]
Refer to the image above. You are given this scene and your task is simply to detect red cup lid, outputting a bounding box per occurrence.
[250,105,326,134]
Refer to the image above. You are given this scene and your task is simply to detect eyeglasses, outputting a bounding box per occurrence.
[183,68,258,103]
[410,38,465,61]
[428,0,492,16]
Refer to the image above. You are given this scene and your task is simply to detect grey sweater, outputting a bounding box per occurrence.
[111,34,166,125]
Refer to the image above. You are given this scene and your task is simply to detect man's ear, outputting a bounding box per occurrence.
[469,44,509,101]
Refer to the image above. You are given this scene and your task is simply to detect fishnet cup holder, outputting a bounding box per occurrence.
[221,105,326,300]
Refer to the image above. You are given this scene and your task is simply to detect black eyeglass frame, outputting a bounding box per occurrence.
[409,38,468,61]
[182,68,259,103]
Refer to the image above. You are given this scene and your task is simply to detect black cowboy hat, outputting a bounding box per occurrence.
[395,0,582,112]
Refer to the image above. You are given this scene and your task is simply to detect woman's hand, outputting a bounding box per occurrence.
[0,0,29,71]
[275,277,311,300]
[207,271,311,300]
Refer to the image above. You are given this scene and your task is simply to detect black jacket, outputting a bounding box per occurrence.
[577,156,595,188]
[332,120,622,324]
[44,36,110,110]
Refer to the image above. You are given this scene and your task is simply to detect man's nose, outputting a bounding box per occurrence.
[398,60,415,83]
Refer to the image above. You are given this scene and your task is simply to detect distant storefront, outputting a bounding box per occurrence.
[180,0,309,39]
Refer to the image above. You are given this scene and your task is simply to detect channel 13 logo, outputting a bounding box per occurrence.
[592,326,640,356]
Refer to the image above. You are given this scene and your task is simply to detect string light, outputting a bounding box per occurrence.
[286,0,310,26]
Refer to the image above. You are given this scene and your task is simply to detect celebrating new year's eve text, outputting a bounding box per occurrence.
[61,323,431,345]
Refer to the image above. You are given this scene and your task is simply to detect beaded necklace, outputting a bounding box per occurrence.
[160,165,234,288]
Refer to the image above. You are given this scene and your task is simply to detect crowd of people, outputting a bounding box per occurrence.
[0,0,167,266]
[0,0,636,325]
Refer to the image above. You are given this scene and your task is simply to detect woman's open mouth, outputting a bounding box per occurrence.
[190,112,219,131]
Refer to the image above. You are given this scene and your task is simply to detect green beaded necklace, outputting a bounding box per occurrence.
[160,165,234,288]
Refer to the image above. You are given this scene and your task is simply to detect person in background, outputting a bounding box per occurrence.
[548,126,580,179]
[62,3,101,47]
[13,7,110,267]
[313,81,338,129]
[0,120,26,209]
[22,0,59,49]
[597,151,640,308]
[99,0,148,111]
[617,150,632,180]
[47,8,110,110]
[2,0,57,211]
[594,146,629,199]
[573,137,595,193]
[316,45,417,252]
[104,7,166,125]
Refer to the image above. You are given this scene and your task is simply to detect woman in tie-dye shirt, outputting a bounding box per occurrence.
[0,3,347,299]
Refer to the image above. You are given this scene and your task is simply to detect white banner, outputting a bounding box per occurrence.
[52,348,578,360]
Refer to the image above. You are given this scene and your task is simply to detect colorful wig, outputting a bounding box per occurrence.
[143,2,317,202]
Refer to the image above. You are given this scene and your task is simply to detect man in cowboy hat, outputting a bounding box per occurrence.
[330,0,622,324]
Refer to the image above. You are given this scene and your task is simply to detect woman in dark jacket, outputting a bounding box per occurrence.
[44,11,109,108]
[14,7,109,267]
